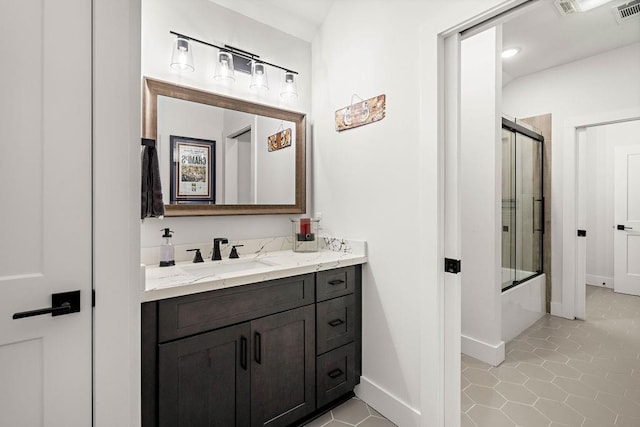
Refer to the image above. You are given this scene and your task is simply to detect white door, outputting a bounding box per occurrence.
[575,129,587,319]
[0,0,93,425]
[614,145,640,296]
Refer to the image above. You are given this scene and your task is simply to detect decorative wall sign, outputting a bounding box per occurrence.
[268,128,292,152]
[335,94,386,132]
[169,135,216,203]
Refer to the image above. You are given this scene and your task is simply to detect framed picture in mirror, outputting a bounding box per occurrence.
[169,135,216,203]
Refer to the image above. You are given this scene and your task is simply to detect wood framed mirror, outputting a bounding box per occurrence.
[143,77,306,216]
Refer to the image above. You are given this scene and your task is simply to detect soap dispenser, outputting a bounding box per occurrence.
[159,228,175,267]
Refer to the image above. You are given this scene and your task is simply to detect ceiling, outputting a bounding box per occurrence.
[502,0,640,83]
[208,0,639,81]
[208,0,334,42]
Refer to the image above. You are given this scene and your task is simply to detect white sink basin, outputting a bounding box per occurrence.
[179,259,276,276]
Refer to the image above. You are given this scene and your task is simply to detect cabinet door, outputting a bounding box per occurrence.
[251,305,316,427]
[158,323,251,427]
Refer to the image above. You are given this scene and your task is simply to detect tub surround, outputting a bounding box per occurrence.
[502,273,546,343]
[142,236,366,302]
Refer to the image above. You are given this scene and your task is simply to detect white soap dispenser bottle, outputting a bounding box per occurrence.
[159,228,175,267]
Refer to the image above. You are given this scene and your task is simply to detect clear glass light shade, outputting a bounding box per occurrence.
[250,62,269,91]
[280,72,298,99]
[170,37,194,72]
[214,51,235,81]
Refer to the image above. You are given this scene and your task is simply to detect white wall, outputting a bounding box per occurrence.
[93,0,141,425]
[585,120,640,287]
[311,1,512,425]
[141,0,311,249]
[460,28,504,366]
[502,42,640,312]
[255,115,296,204]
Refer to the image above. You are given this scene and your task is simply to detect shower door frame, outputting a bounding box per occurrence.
[501,117,545,292]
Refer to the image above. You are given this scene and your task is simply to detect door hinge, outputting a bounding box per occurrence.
[577,229,587,237]
[92,290,95,307]
[445,258,461,274]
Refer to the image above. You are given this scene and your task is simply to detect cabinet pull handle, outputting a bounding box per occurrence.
[328,279,345,286]
[327,368,344,379]
[240,336,248,370]
[328,318,345,327]
[254,332,261,364]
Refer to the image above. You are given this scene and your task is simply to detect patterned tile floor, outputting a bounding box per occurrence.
[304,397,397,427]
[462,285,640,427]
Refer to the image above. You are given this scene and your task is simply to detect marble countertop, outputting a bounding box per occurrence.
[142,238,367,302]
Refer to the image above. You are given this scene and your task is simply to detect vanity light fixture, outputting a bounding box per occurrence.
[250,62,269,91]
[280,71,298,99]
[170,36,194,71]
[502,47,521,59]
[213,51,235,81]
[169,31,298,99]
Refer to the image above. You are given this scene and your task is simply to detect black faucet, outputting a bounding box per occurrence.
[212,238,229,261]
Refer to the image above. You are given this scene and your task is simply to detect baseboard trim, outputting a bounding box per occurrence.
[550,301,563,317]
[461,335,505,366]
[586,274,613,289]
[355,376,421,427]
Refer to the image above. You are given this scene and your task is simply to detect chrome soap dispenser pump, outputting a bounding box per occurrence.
[159,228,175,267]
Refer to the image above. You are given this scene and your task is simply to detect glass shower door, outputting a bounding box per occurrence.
[502,128,516,287]
[502,118,544,291]
[515,131,543,282]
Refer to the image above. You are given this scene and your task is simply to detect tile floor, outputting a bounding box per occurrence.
[462,285,640,427]
[304,397,397,427]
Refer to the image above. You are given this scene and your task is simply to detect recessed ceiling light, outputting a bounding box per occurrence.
[502,48,520,59]
[573,0,615,12]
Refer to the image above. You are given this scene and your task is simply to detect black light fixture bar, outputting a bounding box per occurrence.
[169,31,298,75]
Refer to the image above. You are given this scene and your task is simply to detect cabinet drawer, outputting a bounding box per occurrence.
[158,273,314,342]
[316,266,356,302]
[316,294,355,354]
[316,343,358,408]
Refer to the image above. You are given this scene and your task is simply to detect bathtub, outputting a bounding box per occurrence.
[501,271,546,343]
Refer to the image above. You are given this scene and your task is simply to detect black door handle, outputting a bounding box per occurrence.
[617,225,633,230]
[328,279,345,286]
[328,318,345,327]
[240,336,248,370]
[13,290,81,320]
[327,368,344,379]
[254,332,261,364]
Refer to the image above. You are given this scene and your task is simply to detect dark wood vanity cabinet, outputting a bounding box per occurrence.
[158,323,251,426]
[142,265,361,427]
[250,305,316,426]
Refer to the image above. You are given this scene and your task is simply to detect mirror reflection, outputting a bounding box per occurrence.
[143,77,306,216]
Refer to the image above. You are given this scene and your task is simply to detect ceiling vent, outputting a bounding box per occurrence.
[555,0,578,15]
[613,0,640,23]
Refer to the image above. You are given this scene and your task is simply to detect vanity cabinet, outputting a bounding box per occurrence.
[142,265,362,427]
[315,269,361,408]
[158,323,251,426]
[250,305,316,426]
